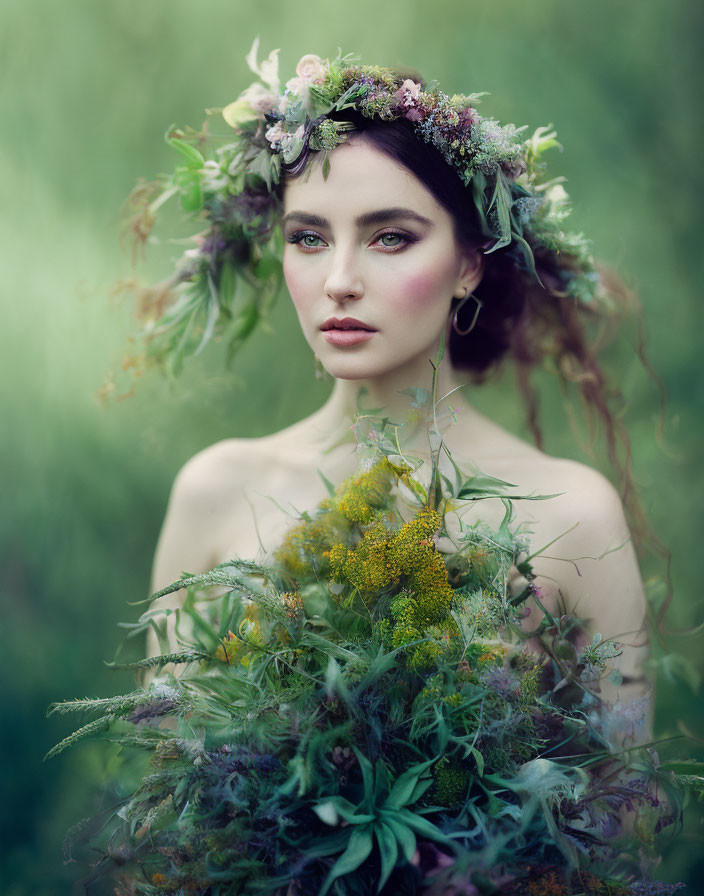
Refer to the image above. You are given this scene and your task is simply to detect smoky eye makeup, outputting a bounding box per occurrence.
[285,228,419,251]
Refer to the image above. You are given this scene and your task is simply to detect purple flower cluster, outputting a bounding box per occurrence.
[206,744,282,777]
[628,882,686,895]
[127,697,176,725]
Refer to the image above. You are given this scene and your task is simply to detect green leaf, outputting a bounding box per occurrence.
[381,813,416,863]
[315,796,375,825]
[326,656,353,707]
[471,746,485,778]
[44,715,113,761]
[408,776,434,804]
[375,822,399,892]
[352,745,375,805]
[457,471,517,499]
[230,301,260,342]
[658,760,704,775]
[248,148,275,189]
[165,129,205,169]
[374,759,393,805]
[395,807,454,845]
[319,825,374,896]
[171,167,203,212]
[317,467,337,497]
[386,758,436,810]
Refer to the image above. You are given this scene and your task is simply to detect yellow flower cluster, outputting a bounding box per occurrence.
[328,508,452,611]
[327,506,460,669]
[273,459,399,582]
[333,457,397,523]
[273,517,337,582]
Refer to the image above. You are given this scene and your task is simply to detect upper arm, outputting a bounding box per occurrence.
[529,461,653,740]
[150,451,226,597]
[145,440,247,661]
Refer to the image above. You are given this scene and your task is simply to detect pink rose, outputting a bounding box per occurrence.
[295,53,327,84]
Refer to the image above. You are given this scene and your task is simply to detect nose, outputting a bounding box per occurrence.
[324,244,364,303]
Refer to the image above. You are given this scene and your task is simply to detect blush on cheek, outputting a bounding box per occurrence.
[386,269,448,311]
[282,255,308,311]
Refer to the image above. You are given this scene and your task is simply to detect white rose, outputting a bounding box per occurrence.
[295,53,327,84]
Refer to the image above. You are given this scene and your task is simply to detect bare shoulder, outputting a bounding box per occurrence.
[519,454,630,554]
[452,408,629,550]
[153,434,283,579]
[173,436,261,500]
[171,428,299,505]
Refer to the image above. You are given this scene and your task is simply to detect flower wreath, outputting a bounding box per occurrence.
[119,38,606,382]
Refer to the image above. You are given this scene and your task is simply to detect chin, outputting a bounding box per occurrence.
[320,354,399,381]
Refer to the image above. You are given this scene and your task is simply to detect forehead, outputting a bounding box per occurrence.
[282,138,446,219]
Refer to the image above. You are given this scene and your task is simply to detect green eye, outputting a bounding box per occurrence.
[377,231,415,249]
[286,231,324,249]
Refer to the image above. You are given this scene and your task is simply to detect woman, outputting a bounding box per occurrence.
[144,50,652,734]
[72,42,685,894]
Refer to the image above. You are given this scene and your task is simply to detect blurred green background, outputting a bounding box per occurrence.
[2,0,702,892]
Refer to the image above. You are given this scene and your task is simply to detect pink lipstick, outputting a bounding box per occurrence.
[320,316,377,347]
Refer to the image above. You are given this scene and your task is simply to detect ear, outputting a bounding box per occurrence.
[454,247,484,299]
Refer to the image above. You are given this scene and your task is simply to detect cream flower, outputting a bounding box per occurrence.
[285,75,310,96]
[264,122,287,149]
[244,36,280,94]
[222,82,277,128]
[545,183,569,204]
[241,82,277,112]
[295,53,327,84]
[398,78,422,106]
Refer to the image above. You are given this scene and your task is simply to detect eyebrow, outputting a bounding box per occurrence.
[281,207,434,230]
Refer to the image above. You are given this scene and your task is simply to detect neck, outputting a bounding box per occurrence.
[308,342,475,456]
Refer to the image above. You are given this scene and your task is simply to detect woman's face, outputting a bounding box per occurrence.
[281,138,483,382]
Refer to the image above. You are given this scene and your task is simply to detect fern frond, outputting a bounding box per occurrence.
[105,650,211,670]
[46,690,146,718]
[44,715,113,761]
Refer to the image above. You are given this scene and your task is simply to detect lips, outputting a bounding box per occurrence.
[320,317,376,332]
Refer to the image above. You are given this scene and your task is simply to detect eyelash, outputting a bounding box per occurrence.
[286,229,416,252]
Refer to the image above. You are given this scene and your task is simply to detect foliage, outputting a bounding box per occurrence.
[47,375,697,895]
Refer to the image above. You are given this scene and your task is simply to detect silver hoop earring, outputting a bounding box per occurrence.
[452,288,483,336]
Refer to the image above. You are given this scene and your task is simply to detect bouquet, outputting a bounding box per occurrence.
[48,383,698,895]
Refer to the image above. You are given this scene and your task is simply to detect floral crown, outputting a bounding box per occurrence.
[120,38,605,381]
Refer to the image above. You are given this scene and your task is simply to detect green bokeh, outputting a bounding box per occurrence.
[2,1,702,891]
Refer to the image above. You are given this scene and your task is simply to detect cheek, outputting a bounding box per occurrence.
[283,252,313,312]
[383,263,452,314]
